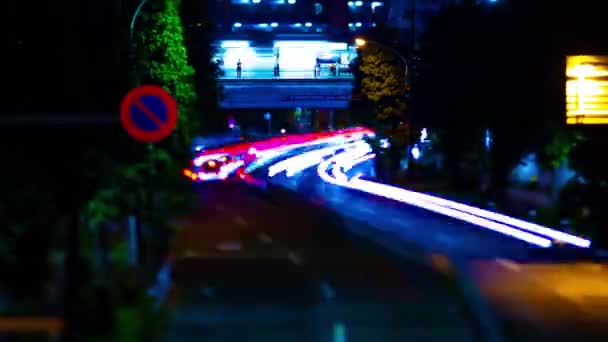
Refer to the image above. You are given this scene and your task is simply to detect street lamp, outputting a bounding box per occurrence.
[354,38,409,82]
[130,0,148,39]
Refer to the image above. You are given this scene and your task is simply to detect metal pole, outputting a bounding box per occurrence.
[130,0,148,40]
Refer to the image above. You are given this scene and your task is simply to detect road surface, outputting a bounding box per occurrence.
[165,182,476,341]
[254,146,608,341]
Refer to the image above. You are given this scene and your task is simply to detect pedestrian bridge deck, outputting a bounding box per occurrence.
[219,78,354,109]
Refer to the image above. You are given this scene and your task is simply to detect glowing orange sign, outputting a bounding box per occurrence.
[566,55,608,125]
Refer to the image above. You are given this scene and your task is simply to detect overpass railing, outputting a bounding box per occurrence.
[219,69,353,80]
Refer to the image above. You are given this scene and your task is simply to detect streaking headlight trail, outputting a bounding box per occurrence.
[317,147,590,248]
[316,156,552,248]
[267,140,370,178]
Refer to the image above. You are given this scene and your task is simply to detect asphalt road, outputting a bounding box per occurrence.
[165,182,476,341]
[254,147,608,341]
[267,158,536,259]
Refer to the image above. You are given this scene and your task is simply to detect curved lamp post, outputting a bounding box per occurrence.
[130,0,149,39]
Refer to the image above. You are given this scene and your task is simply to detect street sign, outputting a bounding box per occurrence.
[120,85,178,142]
[264,112,271,121]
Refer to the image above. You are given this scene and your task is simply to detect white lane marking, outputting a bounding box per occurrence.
[258,232,273,244]
[333,322,347,342]
[234,216,248,227]
[216,204,225,212]
[288,251,303,265]
[495,258,521,272]
[320,281,336,300]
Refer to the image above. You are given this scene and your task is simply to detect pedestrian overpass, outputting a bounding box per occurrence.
[215,40,356,109]
[219,78,354,109]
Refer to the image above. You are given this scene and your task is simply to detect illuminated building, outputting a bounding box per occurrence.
[566,56,608,125]
[210,0,387,36]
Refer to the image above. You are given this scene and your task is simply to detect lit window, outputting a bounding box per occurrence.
[258,23,269,27]
[305,22,312,27]
[355,22,362,27]
[294,23,302,27]
[252,0,261,3]
[271,22,278,27]
[233,22,242,27]
[288,0,296,3]
[348,23,354,27]
[371,1,383,10]
[348,1,354,6]
[355,1,363,6]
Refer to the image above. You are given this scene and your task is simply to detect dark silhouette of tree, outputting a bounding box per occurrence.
[181,0,224,134]
[413,1,563,191]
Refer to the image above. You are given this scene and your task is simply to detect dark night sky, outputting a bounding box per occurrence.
[4,0,608,115]
[5,0,134,115]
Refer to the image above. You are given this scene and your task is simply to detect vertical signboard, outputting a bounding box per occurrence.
[566,55,608,124]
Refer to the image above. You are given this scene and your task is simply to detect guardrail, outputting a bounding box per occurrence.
[219,70,353,80]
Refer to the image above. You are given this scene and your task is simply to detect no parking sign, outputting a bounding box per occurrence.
[120,85,178,142]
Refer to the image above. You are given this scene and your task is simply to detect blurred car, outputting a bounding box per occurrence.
[184,153,243,182]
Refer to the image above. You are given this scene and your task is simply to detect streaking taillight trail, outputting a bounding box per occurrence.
[185,127,373,182]
[262,140,590,248]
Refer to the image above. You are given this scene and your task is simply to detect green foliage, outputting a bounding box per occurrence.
[181,0,224,133]
[542,130,585,169]
[139,0,198,148]
[358,45,407,122]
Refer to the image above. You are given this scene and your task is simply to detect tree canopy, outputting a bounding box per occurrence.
[413,1,565,187]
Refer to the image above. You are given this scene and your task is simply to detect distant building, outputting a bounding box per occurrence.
[209,0,388,39]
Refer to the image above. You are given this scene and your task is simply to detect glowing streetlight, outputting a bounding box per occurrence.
[355,38,366,47]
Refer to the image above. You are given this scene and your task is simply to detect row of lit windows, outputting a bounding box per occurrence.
[348,1,383,10]
[233,21,374,27]
[230,0,383,7]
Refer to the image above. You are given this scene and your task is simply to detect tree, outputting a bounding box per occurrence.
[414,2,562,190]
[356,44,408,132]
[136,0,198,149]
[181,0,224,134]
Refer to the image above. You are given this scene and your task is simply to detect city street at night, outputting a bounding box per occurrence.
[166,181,476,341]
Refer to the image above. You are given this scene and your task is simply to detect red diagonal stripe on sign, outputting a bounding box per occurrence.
[133,97,165,128]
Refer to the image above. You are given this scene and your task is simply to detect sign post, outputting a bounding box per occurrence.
[119,85,178,267]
